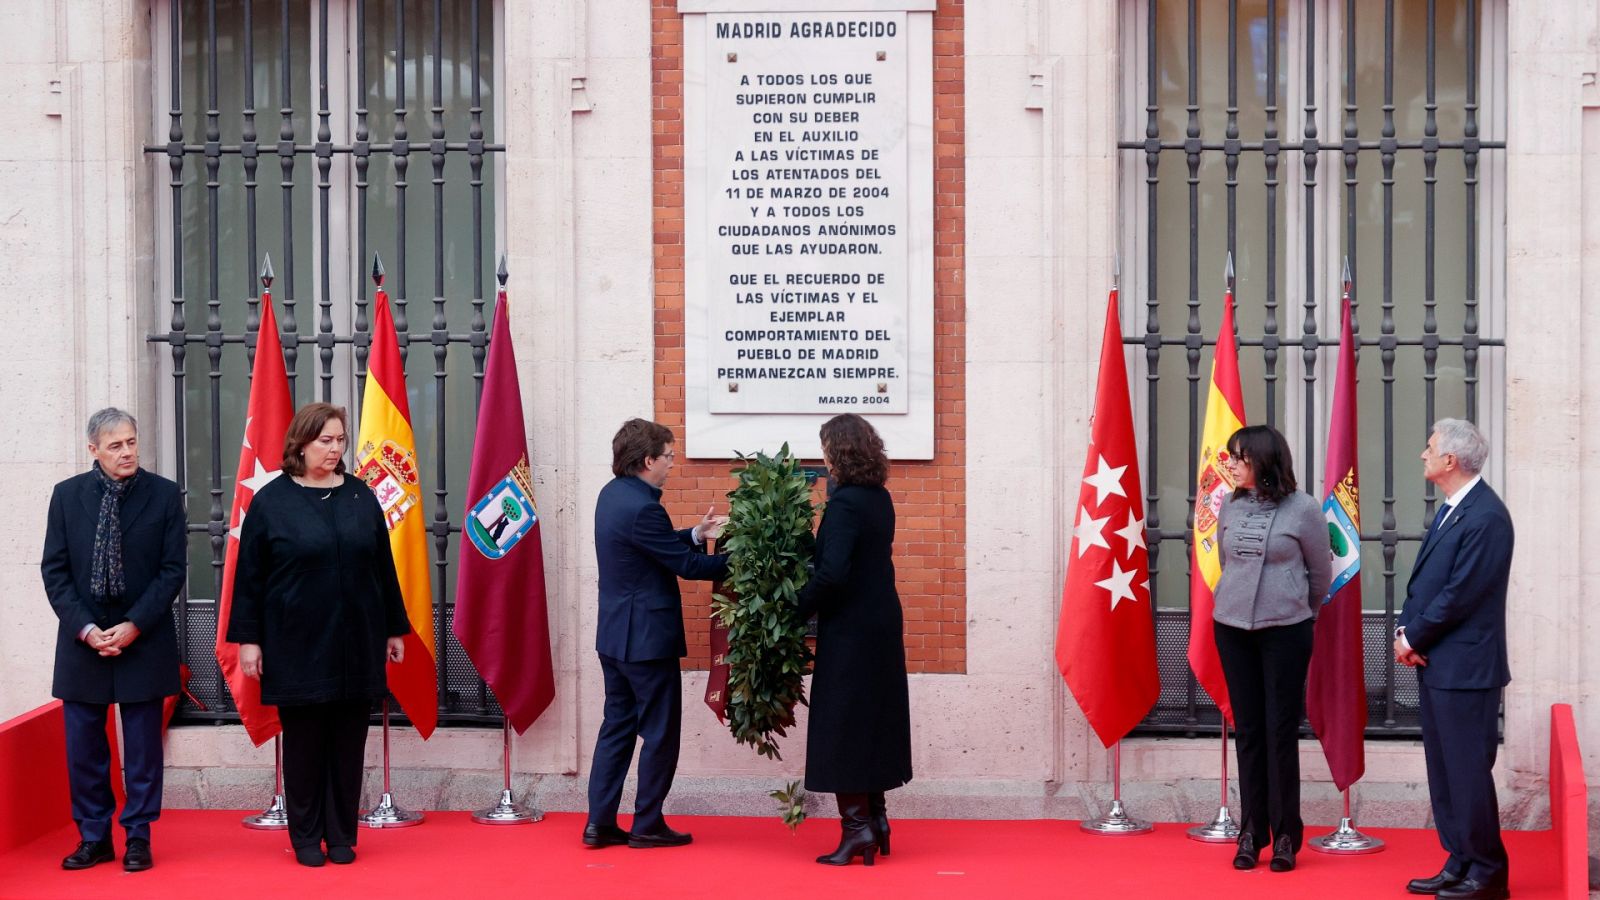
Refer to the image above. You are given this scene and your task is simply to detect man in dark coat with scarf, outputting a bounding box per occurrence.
[40,408,185,872]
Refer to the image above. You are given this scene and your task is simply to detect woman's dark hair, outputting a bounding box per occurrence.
[820,413,889,488]
[612,418,674,477]
[1226,424,1297,502]
[282,403,350,477]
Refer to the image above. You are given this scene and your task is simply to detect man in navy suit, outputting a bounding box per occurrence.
[41,409,185,872]
[583,419,728,849]
[1396,418,1514,900]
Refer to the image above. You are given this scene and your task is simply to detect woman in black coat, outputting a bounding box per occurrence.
[228,402,410,867]
[795,413,912,867]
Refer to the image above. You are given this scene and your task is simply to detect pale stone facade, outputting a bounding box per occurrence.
[1,0,1596,849]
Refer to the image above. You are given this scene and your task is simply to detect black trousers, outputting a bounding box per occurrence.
[586,654,682,835]
[64,699,165,844]
[280,700,371,851]
[1420,683,1508,884]
[1214,618,1314,850]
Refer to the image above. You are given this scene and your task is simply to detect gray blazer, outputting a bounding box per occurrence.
[1212,490,1333,630]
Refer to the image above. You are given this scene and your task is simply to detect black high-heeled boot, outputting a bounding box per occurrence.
[868,791,891,856]
[816,793,880,867]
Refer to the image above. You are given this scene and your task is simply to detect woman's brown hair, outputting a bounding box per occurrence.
[820,413,889,487]
[282,402,350,477]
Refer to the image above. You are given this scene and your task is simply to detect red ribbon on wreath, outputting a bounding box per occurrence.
[704,538,732,722]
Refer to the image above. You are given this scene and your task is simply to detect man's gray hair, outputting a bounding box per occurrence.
[1431,417,1488,475]
[86,407,138,445]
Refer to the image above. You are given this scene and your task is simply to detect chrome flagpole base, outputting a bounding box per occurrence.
[242,793,288,830]
[1186,805,1240,842]
[360,792,425,828]
[472,789,542,825]
[1080,799,1153,836]
[1309,817,1385,854]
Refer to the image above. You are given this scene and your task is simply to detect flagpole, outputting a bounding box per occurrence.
[1187,728,1241,842]
[1309,262,1380,855]
[241,736,289,830]
[1081,741,1152,835]
[1310,788,1385,854]
[472,716,542,824]
[360,699,425,828]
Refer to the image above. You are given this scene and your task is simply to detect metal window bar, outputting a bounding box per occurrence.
[146,0,506,727]
[1121,0,1505,737]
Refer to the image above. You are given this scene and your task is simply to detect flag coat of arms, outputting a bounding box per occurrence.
[1188,288,1245,725]
[453,282,556,734]
[1308,290,1367,791]
[1055,287,1160,747]
[465,465,538,560]
[216,289,292,746]
[358,281,438,739]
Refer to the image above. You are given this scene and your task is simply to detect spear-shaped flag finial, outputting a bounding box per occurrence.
[497,254,509,287]
[259,253,275,289]
[1224,250,1235,287]
[371,252,386,288]
[1341,256,1352,289]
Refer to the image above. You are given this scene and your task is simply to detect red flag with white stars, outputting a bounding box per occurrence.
[1055,288,1160,747]
[216,291,292,746]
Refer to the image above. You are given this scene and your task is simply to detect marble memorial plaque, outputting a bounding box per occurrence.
[704,13,908,414]
[683,5,934,459]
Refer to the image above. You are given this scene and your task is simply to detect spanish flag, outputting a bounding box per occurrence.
[356,262,438,738]
[1187,281,1245,726]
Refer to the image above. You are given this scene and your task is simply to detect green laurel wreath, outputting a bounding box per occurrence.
[714,445,817,761]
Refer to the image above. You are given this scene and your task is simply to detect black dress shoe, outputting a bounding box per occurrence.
[582,823,630,848]
[628,826,693,848]
[61,839,114,870]
[326,845,356,865]
[1268,834,1296,872]
[1407,868,1466,894]
[1436,877,1510,900]
[1232,833,1259,870]
[123,837,152,872]
[294,845,327,867]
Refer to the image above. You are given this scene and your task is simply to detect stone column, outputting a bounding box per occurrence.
[1503,0,1600,837]
[0,1,155,718]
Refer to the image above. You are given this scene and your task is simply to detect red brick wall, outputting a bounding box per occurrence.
[651,1,966,674]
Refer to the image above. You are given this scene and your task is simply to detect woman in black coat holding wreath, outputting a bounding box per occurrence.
[795,413,913,867]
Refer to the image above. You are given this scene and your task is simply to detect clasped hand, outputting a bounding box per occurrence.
[1392,635,1428,668]
[87,622,140,657]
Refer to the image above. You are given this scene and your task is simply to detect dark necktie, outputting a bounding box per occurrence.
[1426,502,1453,544]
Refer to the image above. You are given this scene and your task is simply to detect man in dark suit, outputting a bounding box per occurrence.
[1395,418,1514,900]
[40,408,185,873]
[583,418,728,849]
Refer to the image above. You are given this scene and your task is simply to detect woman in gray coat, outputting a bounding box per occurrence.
[1213,425,1332,874]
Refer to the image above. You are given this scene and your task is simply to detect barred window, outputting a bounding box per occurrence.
[146,0,505,725]
[1117,0,1507,736]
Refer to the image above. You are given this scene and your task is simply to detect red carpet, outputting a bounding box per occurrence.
[0,811,1566,899]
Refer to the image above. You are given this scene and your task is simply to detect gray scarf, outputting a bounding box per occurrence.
[89,462,134,599]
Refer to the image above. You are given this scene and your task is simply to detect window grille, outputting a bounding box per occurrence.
[1118,0,1506,736]
[145,0,507,726]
